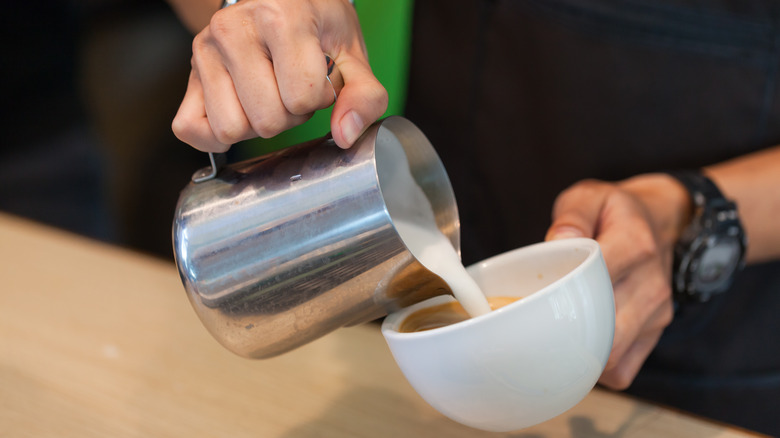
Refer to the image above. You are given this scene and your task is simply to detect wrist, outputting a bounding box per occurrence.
[618,173,692,250]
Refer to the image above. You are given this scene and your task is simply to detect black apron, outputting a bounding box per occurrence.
[405,0,780,434]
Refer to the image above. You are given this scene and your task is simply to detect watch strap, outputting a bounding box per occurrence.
[666,170,724,210]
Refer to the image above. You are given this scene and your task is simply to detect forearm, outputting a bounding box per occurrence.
[166,0,222,34]
[704,145,780,264]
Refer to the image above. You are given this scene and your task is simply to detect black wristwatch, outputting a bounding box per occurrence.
[667,171,747,303]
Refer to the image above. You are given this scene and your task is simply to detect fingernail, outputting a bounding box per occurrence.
[548,227,584,241]
[340,110,364,147]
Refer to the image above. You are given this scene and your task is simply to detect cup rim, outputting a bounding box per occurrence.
[381,237,602,339]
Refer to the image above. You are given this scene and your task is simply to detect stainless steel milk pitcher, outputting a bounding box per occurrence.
[173,117,459,358]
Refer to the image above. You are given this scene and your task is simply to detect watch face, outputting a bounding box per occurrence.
[693,236,742,294]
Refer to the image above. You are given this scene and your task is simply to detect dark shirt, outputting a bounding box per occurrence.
[405,0,780,434]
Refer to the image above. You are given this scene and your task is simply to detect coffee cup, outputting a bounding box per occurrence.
[381,237,615,432]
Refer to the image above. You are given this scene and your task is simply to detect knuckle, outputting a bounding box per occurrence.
[631,224,660,262]
[354,75,390,116]
[212,120,247,145]
[563,179,604,198]
[208,10,234,41]
[554,179,605,209]
[253,2,286,33]
[282,86,319,115]
[366,79,389,109]
[190,35,211,68]
[375,89,390,115]
[249,114,286,139]
[576,178,606,190]
[172,117,227,153]
[191,32,207,55]
[171,116,193,145]
[634,230,657,255]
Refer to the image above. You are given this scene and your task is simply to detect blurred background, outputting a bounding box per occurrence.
[1,0,411,261]
[3,0,202,259]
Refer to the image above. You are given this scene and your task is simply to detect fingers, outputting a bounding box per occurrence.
[604,262,673,381]
[193,30,259,145]
[329,55,388,148]
[172,12,263,151]
[172,70,231,153]
[546,180,609,241]
[599,328,664,390]
[265,23,340,116]
[547,180,661,283]
[596,194,661,283]
[220,4,330,134]
[547,179,676,389]
[600,277,672,391]
[173,0,386,152]
[219,29,314,138]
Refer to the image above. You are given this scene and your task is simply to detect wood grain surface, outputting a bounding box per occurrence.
[0,213,765,438]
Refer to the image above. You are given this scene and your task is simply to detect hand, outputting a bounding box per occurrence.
[545,174,691,389]
[172,0,388,152]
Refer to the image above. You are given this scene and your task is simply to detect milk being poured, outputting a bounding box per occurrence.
[377,137,491,318]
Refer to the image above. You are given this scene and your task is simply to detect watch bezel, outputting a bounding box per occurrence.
[674,223,746,302]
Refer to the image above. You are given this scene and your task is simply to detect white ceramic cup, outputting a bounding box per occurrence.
[381,237,615,432]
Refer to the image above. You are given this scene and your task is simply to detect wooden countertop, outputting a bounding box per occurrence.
[0,212,764,437]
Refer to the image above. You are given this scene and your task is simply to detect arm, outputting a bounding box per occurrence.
[166,0,222,34]
[705,145,780,263]
[170,0,388,151]
[545,144,780,390]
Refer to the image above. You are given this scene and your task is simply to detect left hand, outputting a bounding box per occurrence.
[545,174,691,389]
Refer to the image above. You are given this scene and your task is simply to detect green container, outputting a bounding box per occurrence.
[239,0,414,157]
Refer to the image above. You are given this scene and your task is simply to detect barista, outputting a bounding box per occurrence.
[170,0,780,434]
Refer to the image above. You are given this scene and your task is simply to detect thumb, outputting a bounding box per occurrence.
[329,55,389,148]
[545,180,609,241]
[546,225,586,241]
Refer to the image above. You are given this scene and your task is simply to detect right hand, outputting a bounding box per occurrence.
[172,0,388,152]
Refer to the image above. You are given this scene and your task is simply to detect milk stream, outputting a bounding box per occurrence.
[392,219,491,317]
[377,138,491,318]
